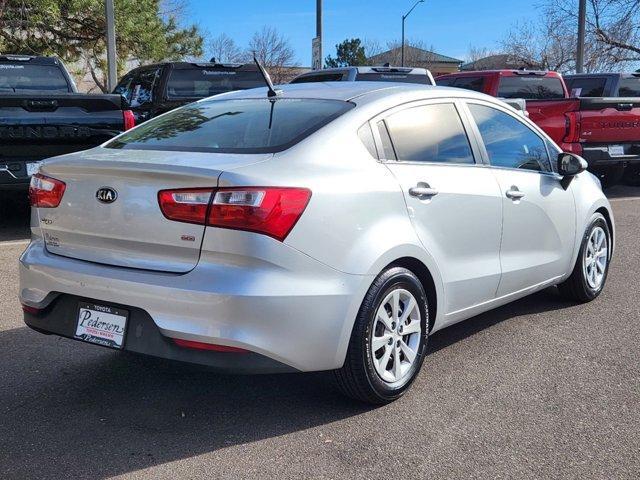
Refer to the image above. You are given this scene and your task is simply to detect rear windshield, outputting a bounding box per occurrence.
[356,72,428,84]
[167,68,264,98]
[498,76,565,99]
[0,64,69,93]
[106,98,354,153]
[618,77,640,97]
[565,77,607,97]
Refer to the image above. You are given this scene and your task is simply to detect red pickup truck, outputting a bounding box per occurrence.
[436,70,640,186]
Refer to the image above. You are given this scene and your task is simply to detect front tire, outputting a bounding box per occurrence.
[558,213,611,302]
[334,267,428,404]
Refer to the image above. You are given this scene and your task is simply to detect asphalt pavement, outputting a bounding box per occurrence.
[0,187,638,479]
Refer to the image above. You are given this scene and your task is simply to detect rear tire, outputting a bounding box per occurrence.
[558,213,611,303]
[334,267,428,405]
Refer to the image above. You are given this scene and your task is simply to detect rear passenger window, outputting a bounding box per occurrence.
[566,78,606,97]
[383,103,474,164]
[468,103,552,173]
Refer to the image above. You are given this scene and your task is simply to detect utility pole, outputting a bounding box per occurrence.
[313,0,323,70]
[401,0,424,67]
[576,0,587,73]
[105,0,117,91]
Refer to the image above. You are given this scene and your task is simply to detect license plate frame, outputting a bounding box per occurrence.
[74,302,129,349]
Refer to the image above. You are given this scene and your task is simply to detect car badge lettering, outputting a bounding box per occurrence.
[96,187,118,204]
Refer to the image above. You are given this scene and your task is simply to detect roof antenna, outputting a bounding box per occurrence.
[253,55,282,98]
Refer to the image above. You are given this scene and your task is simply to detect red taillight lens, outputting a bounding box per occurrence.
[123,109,136,131]
[172,338,248,353]
[564,111,581,143]
[158,187,311,241]
[29,173,66,208]
[158,188,213,224]
[208,187,311,241]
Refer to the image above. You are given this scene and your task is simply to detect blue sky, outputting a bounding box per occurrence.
[187,0,540,65]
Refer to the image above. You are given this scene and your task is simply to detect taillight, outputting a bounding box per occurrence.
[564,111,581,143]
[158,188,213,224]
[123,109,136,130]
[157,187,311,241]
[29,173,66,208]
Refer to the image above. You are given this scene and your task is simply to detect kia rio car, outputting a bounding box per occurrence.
[20,82,614,404]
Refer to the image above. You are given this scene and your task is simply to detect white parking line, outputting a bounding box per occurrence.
[609,197,640,202]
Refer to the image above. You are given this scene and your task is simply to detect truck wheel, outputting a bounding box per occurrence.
[558,213,611,303]
[623,165,640,187]
[334,267,428,404]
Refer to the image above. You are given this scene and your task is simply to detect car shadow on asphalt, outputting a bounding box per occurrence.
[0,288,574,479]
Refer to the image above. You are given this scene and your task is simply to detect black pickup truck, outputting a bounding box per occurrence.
[564,72,640,185]
[0,55,135,190]
[113,61,265,123]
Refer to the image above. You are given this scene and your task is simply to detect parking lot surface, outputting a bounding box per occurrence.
[1,188,638,479]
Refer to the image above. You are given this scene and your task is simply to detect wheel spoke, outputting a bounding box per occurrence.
[377,345,393,373]
[392,345,402,381]
[400,340,417,364]
[372,334,392,351]
[392,291,400,322]
[399,296,416,325]
[403,319,421,335]
[376,305,393,331]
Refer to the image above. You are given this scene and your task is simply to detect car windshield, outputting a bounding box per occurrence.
[498,76,565,99]
[106,98,354,153]
[0,64,69,93]
[167,68,264,97]
[618,77,640,97]
[356,73,428,84]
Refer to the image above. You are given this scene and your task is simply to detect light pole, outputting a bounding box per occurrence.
[105,0,117,91]
[576,0,587,73]
[401,0,424,67]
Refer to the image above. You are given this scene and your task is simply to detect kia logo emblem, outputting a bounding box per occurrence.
[96,187,118,204]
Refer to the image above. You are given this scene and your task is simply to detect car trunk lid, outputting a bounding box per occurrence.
[37,148,271,273]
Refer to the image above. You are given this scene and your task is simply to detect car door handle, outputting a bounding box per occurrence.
[409,184,439,198]
[506,187,525,200]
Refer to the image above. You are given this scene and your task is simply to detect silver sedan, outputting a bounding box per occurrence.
[20,82,614,404]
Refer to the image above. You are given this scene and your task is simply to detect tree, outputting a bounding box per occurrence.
[325,38,367,68]
[246,26,296,83]
[0,0,203,92]
[207,33,243,63]
[502,1,640,73]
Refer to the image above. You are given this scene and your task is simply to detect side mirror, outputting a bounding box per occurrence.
[557,153,588,189]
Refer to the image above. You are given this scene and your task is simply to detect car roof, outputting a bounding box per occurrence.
[0,55,61,65]
[311,66,428,75]
[206,81,494,105]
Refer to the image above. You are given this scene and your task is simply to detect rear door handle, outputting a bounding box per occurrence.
[409,183,439,198]
[506,187,525,200]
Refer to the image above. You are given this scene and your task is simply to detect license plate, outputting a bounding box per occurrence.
[74,302,128,349]
[26,162,41,176]
[608,145,625,157]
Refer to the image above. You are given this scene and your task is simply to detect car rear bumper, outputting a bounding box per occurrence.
[19,239,370,373]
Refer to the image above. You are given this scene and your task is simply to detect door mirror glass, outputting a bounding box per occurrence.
[557,153,588,176]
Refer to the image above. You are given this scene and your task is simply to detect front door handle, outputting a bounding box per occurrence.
[409,183,439,199]
[506,187,525,200]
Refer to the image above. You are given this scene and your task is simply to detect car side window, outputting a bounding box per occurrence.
[468,103,552,173]
[383,103,474,164]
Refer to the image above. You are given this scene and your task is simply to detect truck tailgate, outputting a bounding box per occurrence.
[577,97,640,144]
